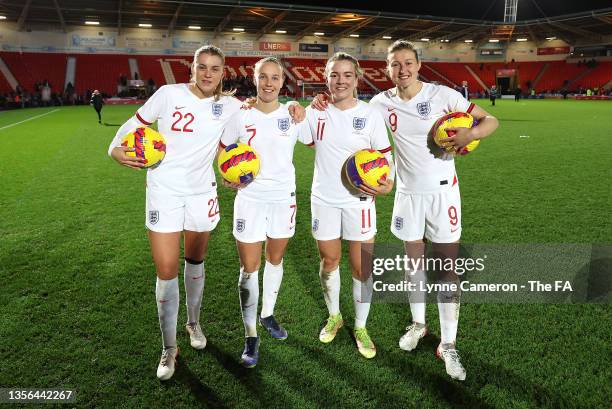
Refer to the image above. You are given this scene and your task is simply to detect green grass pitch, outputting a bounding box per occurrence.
[0,99,609,408]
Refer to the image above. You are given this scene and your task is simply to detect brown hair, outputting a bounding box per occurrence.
[254,57,285,79]
[324,52,363,98]
[191,45,235,100]
[387,40,420,63]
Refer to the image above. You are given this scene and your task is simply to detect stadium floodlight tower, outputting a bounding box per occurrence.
[504,0,518,23]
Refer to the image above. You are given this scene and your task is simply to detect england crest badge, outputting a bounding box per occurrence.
[236,219,246,233]
[416,101,431,118]
[212,103,223,118]
[149,211,159,225]
[353,117,366,130]
[394,216,404,230]
[278,118,290,132]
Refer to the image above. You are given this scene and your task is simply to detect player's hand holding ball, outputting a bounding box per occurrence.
[434,112,480,155]
[218,143,260,189]
[345,149,393,196]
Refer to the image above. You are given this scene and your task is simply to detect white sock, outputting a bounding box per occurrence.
[261,260,284,318]
[353,276,373,329]
[156,277,179,349]
[438,290,460,344]
[319,264,340,316]
[407,269,427,325]
[238,269,259,337]
[184,259,205,324]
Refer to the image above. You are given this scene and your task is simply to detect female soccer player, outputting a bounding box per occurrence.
[312,41,498,380]
[220,57,310,368]
[108,46,304,380]
[304,52,394,359]
[372,40,498,381]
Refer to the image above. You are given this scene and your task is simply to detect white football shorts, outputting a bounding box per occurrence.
[145,189,220,233]
[311,201,377,242]
[391,186,461,243]
[233,196,297,243]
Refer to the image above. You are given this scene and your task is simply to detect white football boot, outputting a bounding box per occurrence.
[399,322,428,351]
[436,343,466,381]
[156,347,179,381]
[186,323,207,350]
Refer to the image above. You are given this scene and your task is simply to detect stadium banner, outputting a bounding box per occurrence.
[537,46,570,55]
[362,243,610,304]
[334,44,362,54]
[363,45,387,58]
[172,37,211,50]
[496,68,516,77]
[222,40,253,51]
[298,43,328,53]
[124,35,164,48]
[71,33,116,47]
[259,41,292,52]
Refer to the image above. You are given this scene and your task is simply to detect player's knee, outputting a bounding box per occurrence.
[266,254,283,266]
[242,261,261,273]
[156,266,179,280]
[321,255,340,271]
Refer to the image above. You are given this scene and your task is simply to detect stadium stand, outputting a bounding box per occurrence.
[0,71,13,94]
[0,52,609,98]
[360,60,394,90]
[1,52,67,94]
[572,61,612,90]
[74,54,131,94]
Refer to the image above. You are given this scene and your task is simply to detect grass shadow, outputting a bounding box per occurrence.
[173,355,227,409]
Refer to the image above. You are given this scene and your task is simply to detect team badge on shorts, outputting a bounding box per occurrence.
[394,216,404,230]
[353,117,366,130]
[278,118,290,132]
[312,218,319,232]
[149,211,159,225]
[236,219,246,233]
[212,103,223,118]
[416,102,431,118]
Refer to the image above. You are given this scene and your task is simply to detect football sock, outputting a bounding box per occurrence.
[353,276,373,329]
[407,269,427,325]
[184,258,205,325]
[438,290,460,345]
[156,277,179,349]
[238,269,259,337]
[319,264,340,316]
[261,259,284,318]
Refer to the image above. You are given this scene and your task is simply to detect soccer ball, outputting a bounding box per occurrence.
[121,127,166,168]
[345,149,390,189]
[218,143,260,184]
[433,112,480,155]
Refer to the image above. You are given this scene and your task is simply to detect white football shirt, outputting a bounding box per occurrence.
[303,100,392,208]
[370,82,474,194]
[220,104,311,203]
[109,84,242,196]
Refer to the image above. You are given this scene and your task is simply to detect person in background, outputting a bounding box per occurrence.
[489,84,498,106]
[90,90,104,124]
[460,81,470,101]
[515,86,521,102]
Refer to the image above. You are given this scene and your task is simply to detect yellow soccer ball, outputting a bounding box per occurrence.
[345,149,390,189]
[433,112,480,155]
[121,127,166,168]
[218,143,260,184]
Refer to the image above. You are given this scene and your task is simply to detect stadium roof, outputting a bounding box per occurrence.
[1,0,610,44]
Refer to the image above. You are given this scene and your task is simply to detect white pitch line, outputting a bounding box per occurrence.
[0,109,60,131]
